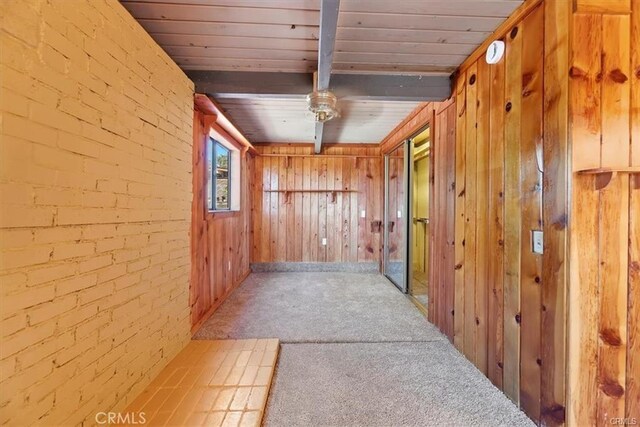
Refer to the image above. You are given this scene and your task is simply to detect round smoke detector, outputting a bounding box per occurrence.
[486,40,505,64]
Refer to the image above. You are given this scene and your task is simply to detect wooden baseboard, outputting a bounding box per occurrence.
[190,269,251,336]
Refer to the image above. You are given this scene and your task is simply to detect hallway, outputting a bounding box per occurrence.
[196,272,533,426]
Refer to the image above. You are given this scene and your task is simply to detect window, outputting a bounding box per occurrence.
[206,137,240,212]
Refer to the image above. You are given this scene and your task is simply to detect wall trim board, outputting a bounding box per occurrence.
[250,262,379,273]
[252,142,381,149]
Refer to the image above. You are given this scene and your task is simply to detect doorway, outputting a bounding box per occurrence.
[383,125,431,311]
[409,128,431,310]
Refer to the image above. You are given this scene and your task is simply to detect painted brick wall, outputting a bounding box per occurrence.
[0,0,194,424]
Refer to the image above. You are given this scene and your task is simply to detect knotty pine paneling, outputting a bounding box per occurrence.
[452,2,564,424]
[251,144,382,264]
[191,109,253,333]
[567,1,639,425]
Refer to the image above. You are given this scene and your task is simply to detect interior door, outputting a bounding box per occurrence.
[383,142,409,292]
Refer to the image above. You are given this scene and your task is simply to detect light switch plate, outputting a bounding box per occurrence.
[360,210,366,218]
[321,237,327,246]
[532,230,543,254]
[397,210,402,218]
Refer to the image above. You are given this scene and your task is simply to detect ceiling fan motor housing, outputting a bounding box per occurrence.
[306,90,339,122]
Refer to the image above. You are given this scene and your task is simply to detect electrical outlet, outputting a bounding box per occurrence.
[532,230,543,255]
[321,238,327,246]
[397,210,402,218]
[360,210,366,218]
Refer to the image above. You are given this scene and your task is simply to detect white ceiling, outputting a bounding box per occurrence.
[120,0,524,143]
[219,98,420,143]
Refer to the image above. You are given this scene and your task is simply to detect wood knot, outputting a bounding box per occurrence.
[609,68,628,84]
[475,317,480,325]
[498,239,504,246]
[505,101,512,112]
[629,261,640,276]
[600,328,622,346]
[497,361,504,369]
[635,66,640,79]
[469,74,477,85]
[522,72,533,87]
[542,405,566,424]
[366,246,374,254]
[569,66,586,79]
[600,379,624,398]
[534,276,541,284]
[515,313,521,324]
[450,310,455,316]
[510,26,518,39]
[536,358,542,366]
[553,213,568,230]
[455,263,463,270]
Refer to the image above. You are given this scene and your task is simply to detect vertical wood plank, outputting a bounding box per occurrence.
[503,18,523,404]
[597,173,629,426]
[475,58,491,375]
[571,14,603,171]
[596,14,631,426]
[541,0,570,424]
[302,151,311,261]
[350,148,359,262]
[629,3,640,420]
[601,15,631,169]
[567,13,603,427]
[488,42,506,390]
[464,64,478,364]
[293,148,304,261]
[518,6,544,421]
[454,72,467,351]
[632,0,640,168]
[326,155,336,261]
[318,156,328,261]
[627,177,640,422]
[445,103,457,340]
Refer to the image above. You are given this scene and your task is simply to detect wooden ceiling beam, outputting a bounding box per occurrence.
[188,71,452,102]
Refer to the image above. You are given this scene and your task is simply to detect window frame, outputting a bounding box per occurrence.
[206,134,241,216]
[210,139,231,212]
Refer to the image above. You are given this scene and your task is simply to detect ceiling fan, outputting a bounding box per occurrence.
[307,0,341,154]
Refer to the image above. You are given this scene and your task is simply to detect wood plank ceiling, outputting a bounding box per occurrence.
[121,0,524,144]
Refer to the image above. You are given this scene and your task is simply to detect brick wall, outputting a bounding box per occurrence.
[0,0,194,424]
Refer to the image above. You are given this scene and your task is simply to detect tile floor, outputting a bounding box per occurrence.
[121,339,279,426]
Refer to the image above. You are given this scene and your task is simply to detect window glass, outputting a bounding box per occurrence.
[215,142,230,210]
[207,138,233,212]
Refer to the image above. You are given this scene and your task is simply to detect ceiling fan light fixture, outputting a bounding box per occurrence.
[306,90,339,122]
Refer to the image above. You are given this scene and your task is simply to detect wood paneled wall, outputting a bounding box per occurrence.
[450,2,568,424]
[191,108,253,332]
[567,0,639,424]
[428,101,457,340]
[250,144,382,263]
